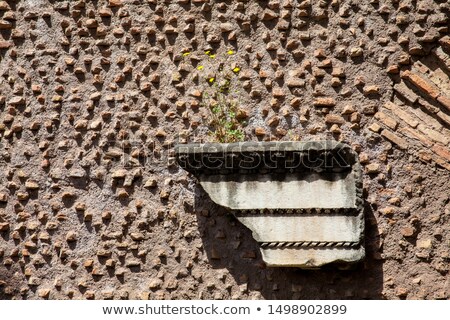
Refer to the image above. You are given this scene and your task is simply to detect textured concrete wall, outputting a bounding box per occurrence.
[0,0,450,299]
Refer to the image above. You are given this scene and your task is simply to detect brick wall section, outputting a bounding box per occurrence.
[379,42,450,171]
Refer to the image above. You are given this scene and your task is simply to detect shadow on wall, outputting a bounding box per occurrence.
[193,185,383,299]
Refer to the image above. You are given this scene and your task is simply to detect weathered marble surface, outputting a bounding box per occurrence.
[176,141,364,268]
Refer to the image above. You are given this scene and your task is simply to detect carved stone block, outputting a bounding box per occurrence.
[176,141,364,268]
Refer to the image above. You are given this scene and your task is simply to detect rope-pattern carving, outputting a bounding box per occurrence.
[260,241,360,249]
[234,207,359,216]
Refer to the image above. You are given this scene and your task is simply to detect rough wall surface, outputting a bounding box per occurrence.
[0,0,449,299]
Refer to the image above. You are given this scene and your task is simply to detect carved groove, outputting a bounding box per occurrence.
[233,208,360,216]
[260,241,361,249]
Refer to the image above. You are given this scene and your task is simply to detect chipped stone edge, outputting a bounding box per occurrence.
[176,141,365,267]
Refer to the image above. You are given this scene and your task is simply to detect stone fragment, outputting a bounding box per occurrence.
[74,120,88,130]
[0,222,9,231]
[395,287,409,298]
[262,9,278,20]
[99,8,112,17]
[350,47,363,57]
[112,169,127,179]
[267,116,279,127]
[0,20,12,29]
[416,239,432,249]
[25,180,39,190]
[313,97,336,107]
[380,207,395,215]
[0,1,11,10]
[286,78,305,87]
[325,114,345,125]
[109,0,122,7]
[0,192,7,202]
[66,231,77,242]
[159,189,170,199]
[400,227,415,237]
[366,163,380,174]
[38,289,50,299]
[439,36,450,51]
[8,96,25,105]
[381,130,408,150]
[125,259,141,267]
[375,112,398,130]
[220,23,234,32]
[350,112,361,123]
[144,178,157,188]
[149,279,163,289]
[342,105,355,115]
[386,65,399,74]
[130,232,144,241]
[330,124,341,134]
[68,169,86,178]
[363,85,380,95]
[254,127,266,136]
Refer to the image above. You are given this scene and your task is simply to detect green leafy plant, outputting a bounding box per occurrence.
[197,50,246,143]
[202,75,245,143]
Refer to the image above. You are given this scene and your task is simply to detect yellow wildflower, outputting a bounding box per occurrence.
[227,50,235,55]
[233,67,241,73]
[197,65,204,70]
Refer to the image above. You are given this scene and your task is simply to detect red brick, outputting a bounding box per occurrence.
[418,124,449,145]
[433,156,450,171]
[418,98,439,114]
[384,102,419,128]
[386,65,400,74]
[368,122,382,133]
[439,36,450,52]
[436,111,450,127]
[381,129,408,150]
[393,82,419,104]
[398,127,433,147]
[401,70,440,99]
[431,144,450,162]
[375,112,398,130]
[437,95,450,112]
[417,150,432,162]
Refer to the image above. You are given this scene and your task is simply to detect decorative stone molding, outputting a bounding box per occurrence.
[176,141,364,268]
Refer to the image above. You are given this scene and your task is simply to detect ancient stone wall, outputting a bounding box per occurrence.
[0,0,449,299]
